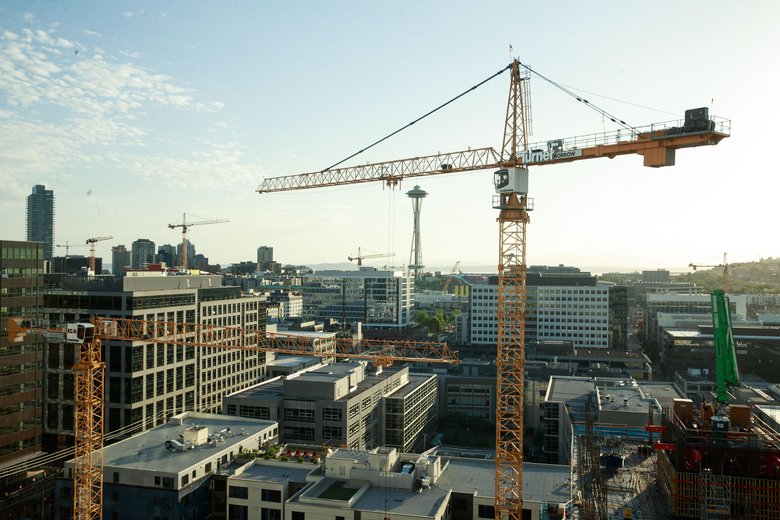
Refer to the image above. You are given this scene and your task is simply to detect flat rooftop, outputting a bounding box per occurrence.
[232,460,314,484]
[85,412,275,473]
[546,377,594,402]
[435,457,570,503]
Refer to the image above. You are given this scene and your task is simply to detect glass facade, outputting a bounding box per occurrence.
[300,270,412,330]
[0,240,45,467]
[25,185,54,260]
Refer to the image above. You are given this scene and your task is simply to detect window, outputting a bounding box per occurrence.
[322,407,342,421]
[478,505,495,518]
[291,512,305,520]
[261,489,281,503]
[229,486,248,499]
[228,504,248,520]
[261,509,281,520]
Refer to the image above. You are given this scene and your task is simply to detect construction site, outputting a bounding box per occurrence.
[654,400,780,519]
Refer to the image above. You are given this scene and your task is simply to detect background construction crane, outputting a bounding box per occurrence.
[348,246,393,267]
[258,58,729,519]
[56,241,88,257]
[85,236,112,274]
[442,260,462,293]
[6,316,458,520]
[690,252,742,293]
[168,213,228,270]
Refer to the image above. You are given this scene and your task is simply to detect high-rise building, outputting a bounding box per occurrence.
[177,240,196,268]
[257,246,273,269]
[0,240,45,467]
[157,244,176,268]
[111,245,130,276]
[42,274,267,450]
[130,238,156,269]
[25,185,54,260]
[300,268,413,330]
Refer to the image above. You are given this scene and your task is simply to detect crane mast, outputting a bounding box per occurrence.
[257,58,729,520]
[85,236,113,274]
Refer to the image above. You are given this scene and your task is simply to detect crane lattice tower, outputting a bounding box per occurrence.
[407,185,427,280]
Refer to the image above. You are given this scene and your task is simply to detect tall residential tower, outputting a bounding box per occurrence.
[26,184,54,260]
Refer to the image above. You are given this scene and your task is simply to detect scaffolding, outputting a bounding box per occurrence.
[699,468,731,519]
[656,405,780,520]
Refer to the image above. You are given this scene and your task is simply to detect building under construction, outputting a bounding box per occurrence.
[656,399,780,519]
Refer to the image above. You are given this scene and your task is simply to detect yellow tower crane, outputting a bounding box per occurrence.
[442,261,461,293]
[6,317,458,520]
[85,236,112,274]
[348,246,393,267]
[257,58,730,519]
[690,252,742,293]
[168,214,228,270]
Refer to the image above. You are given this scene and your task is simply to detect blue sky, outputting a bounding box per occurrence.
[1,2,778,272]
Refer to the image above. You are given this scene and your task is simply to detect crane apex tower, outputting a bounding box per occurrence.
[406,185,427,280]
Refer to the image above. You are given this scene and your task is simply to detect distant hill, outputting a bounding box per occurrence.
[674,257,780,294]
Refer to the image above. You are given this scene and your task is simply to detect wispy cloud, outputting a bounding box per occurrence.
[0,24,244,197]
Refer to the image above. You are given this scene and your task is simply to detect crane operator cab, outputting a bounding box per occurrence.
[65,323,96,344]
[493,167,529,195]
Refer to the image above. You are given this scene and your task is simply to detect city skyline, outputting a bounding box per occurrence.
[1,2,777,270]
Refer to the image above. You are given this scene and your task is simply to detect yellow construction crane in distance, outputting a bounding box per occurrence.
[258,59,730,519]
[6,317,459,520]
[168,213,228,270]
[690,252,741,293]
[85,236,113,274]
[442,260,461,293]
[348,246,393,267]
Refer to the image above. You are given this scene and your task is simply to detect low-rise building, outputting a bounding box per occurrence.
[54,412,278,520]
[223,364,437,452]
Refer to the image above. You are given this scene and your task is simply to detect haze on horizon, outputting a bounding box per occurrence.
[1,2,777,270]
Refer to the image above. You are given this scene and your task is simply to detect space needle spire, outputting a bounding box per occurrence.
[407,185,427,280]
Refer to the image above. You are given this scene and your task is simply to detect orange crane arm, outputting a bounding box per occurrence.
[257,121,729,193]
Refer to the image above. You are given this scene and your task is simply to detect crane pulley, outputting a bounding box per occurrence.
[257,58,730,519]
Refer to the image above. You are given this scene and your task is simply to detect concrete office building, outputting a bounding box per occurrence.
[156,244,176,268]
[130,238,156,269]
[0,241,45,465]
[540,376,680,464]
[643,292,747,342]
[274,447,572,520]
[224,364,437,452]
[54,412,277,520]
[300,268,413,330]
[43,273,267,450]
[25,184,54,260]
[267,289,303,320]
[468,269,612,348]
[111,245,130,276]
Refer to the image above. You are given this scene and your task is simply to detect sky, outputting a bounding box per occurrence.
[1,1,778,274]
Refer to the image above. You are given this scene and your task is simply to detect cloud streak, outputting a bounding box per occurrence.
[0,24,252,197]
